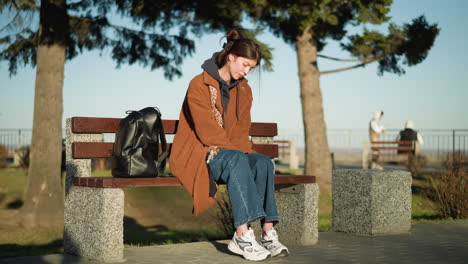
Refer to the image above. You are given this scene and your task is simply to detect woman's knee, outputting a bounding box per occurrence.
[249,153,274,171]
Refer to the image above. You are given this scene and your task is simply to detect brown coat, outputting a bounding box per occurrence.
[169,71,254,215]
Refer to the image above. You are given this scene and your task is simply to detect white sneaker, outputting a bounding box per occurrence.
[228,228,271,261]
[261,229,290,257]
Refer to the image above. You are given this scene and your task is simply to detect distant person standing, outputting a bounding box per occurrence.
[368,110,386,169]
[369,110,386,142]
[396,120,424,155]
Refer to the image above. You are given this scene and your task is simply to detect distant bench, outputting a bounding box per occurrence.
[64,116,319,262]
[363,140,416,168]
[371,140,416,161]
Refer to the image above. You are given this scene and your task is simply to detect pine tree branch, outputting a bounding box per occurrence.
[1,1,38,33]
[320,55,383,75]
[317,54,364,62]
[14,0,40,10]
[68,14,175,37]
[0,31,26,41]
[0,11,21,32]
[319,63,366,74]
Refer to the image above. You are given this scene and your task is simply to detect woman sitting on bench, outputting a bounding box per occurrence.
[169,28,289,261]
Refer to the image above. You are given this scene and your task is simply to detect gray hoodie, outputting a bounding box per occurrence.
[201,52,243,115]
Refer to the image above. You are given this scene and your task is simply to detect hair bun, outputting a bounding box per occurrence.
[225,29,242,41]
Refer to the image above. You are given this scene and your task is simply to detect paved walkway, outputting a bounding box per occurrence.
[1,220,467,264]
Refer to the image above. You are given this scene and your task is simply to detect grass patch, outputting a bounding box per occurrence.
[124,186,193,209]
[0,169,28,208]
[411,193,441,223]
[0,226,63,258]
[318,190,332,232]
[90,170,111,177]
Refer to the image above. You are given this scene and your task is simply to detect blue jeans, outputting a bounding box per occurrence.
[208,149,279,228]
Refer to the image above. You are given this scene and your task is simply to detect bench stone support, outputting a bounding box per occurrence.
[64,118,103,194]
[64,118,124,262]
[332,169,412,235]
[64,187,124,262]
[252,183,319,245]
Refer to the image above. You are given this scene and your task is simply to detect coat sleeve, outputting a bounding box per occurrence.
[186,80,237,150]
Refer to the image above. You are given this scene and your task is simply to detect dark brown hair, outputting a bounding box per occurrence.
[217,29,262,67]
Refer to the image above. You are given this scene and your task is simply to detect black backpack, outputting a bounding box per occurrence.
[111,107,169,178]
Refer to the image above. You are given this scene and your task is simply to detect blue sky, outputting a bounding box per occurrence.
[1,0,467,133]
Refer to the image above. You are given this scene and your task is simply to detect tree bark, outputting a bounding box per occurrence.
[295,29,332,191]
[19,0,67,229]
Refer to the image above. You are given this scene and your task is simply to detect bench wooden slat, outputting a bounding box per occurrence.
[372,153,413,157]
[371,141,414,145]
[370,140,415,158]
[73,175,315,188]
[71,117,277,136]
[251,144,278,158]
[73,142,114,158]
[274,175,316,184]
[72,142,279,159]
[371,146,414,151]
[72,117,122,133]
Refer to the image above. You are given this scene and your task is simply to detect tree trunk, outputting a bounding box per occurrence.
[295,29,332,191]
[19,0,67,229]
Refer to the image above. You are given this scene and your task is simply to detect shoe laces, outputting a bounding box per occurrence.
[263,229,279,241]
[262,229,284,250]
[240,228,268,252]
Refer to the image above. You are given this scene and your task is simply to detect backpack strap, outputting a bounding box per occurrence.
[148,107,169,174]
[137,107,169,175]
[155,117,169,174]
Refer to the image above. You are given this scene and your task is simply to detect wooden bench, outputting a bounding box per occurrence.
[363,140,416,169]
[63,117,319,262]
[371,140,416,158]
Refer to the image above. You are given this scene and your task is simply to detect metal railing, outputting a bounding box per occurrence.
[1,128,467,163]
[0,129,33,157]
[277,128,468,162]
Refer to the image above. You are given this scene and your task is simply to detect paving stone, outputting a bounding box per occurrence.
[1,221,467,264]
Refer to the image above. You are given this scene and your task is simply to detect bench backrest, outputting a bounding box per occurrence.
[70,117,279,160]
[370,140,415,152]
[67,117,316,187]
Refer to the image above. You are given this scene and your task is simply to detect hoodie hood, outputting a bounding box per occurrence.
[372,110,383,121]
[201,52,242,115]
[405,120,414,129]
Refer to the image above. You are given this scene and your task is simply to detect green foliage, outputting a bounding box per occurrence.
[342,16,439,75]
[0,0,275,77]
[400,16,440,66]
[353,0,392,24]
[0,0,196,80]
[250,0,392,48]
[248,0,439,74]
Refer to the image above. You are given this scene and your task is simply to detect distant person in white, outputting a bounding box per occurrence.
[368,110,386,169]
[369,110,386,142]
[396,120,424,155]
